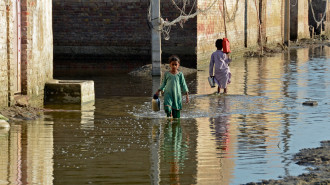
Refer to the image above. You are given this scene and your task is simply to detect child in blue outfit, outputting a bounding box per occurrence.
[155,55,189,118]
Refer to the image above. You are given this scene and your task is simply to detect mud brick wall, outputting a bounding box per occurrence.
[0,1,8,107]
[53,0,197,67]
[21,0,53,106]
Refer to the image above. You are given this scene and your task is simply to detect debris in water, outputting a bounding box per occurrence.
[302,101,318,106]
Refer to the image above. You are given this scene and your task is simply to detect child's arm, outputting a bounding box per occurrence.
[225,53,231,65]
[156,72,167,95]
[209,54,215,77]
[179,73,189,103]
[155,89,163,96]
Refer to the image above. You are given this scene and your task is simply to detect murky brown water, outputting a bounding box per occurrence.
[1,46,330,184]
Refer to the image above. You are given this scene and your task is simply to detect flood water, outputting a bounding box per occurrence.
[1,46,330,185]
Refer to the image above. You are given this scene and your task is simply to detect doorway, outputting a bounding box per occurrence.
[290,0,298,41]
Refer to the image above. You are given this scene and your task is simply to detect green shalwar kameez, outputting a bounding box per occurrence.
[159,71,189,118]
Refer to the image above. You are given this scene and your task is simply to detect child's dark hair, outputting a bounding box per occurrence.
[216,39,223,50]
[169,55,180,64]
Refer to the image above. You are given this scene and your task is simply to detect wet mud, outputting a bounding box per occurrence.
[0,106,43,121]
[244,37,330,57]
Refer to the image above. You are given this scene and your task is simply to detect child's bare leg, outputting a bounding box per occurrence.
[165,106,172,117]
[217,86,220,93]
[224,88,227,94]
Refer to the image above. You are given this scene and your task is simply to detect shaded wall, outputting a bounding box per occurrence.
[52,0,197,67]
[308,0,327,35]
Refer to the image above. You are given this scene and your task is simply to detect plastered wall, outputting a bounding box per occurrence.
[0,1,8,107]
[0,0,53,108]
[22,0,53,106]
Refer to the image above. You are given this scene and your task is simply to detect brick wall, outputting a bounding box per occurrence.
[0,1,8,108]
[53,0,197,67]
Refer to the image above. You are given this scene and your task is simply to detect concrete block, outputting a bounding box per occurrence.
[45,79,95,105]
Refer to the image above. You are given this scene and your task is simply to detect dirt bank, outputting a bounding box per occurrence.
[245,140,330,185]
[128,63,197,77]
[0,106,43,121]
[244,36,330,57]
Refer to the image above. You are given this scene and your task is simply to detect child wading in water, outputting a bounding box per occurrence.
[209,39,232,94]
[155,55,189,118]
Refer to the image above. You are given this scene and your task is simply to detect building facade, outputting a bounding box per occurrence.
[52,0,313,69]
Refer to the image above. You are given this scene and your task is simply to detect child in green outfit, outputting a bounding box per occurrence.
[155,55,189,118]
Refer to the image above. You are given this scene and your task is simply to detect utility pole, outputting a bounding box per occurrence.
[284,0,290,46]
[151,0,162,76]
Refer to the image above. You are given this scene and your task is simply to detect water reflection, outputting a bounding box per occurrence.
[0,121,54,185]
[163,120,186,184]
[195,95,235,185]
[160,119,198,185]
[150,119,161,185]
[1,46,330,184]
[209,97,231,152]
